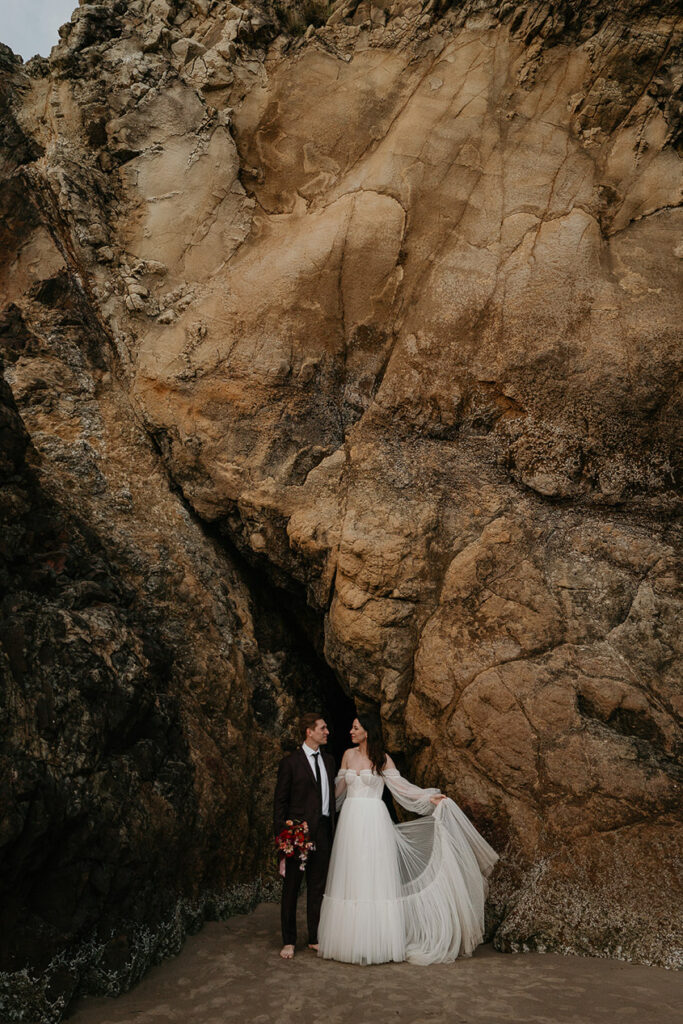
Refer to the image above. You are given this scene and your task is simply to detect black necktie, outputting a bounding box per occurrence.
[312,751,322,803]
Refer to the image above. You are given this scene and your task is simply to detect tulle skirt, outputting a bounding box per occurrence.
[317,797,497,965]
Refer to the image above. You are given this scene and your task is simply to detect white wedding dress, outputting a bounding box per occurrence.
[317,768,498,965]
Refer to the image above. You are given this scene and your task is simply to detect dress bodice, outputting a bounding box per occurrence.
[334,763,441,816]
[337,768,387,800]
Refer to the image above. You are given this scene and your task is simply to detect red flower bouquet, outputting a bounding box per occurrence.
[276,819,316,871]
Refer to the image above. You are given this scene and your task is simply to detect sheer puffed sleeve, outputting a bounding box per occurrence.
[334,772,348,811]
[383,769,441,816]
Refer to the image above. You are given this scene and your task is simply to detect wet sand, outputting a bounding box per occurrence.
[70,902,681,1024]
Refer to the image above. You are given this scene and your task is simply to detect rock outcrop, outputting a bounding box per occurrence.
[1,0,681,1018]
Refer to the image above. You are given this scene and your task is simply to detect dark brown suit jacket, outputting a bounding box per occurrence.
[273,746,336,839]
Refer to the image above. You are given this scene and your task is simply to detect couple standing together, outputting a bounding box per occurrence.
[273,710,499,965]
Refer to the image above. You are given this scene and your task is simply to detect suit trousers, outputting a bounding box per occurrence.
[280,815,332,945]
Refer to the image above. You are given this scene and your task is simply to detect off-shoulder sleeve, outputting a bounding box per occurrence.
[334,772,348,811]
[383,769,441,816]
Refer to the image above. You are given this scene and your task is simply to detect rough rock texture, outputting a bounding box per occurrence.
[0,0,681,1018]
[0,24,349,1020]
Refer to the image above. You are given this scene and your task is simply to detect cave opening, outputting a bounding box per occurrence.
[224,547,404,821]
[250,581,356,768]
[218,534,357,769]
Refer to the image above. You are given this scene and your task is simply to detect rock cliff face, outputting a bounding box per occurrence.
[1,0,681,1018]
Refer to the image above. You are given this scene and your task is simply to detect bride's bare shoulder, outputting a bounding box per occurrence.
[383,754,396,770]
[341,748,355,768]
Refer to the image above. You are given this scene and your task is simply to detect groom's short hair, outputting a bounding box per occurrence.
[299,712,324,741]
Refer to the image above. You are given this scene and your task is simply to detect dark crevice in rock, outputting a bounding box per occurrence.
[576,691,663,746]
[576,693,683,781]
[144,422,355,759]
[0,304,41,363]
[236,557,357,762]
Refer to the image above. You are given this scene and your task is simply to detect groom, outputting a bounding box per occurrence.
[273,713,336,959]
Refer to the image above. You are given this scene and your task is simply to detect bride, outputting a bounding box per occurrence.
[317,712,498,965]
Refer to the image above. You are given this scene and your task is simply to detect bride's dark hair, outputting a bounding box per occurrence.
[358,710,388,775]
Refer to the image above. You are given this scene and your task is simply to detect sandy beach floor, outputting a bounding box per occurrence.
[69,902,681,1024]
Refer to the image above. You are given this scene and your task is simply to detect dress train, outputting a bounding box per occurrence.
[317,768,498,965]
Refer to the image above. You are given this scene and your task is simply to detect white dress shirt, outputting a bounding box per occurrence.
[302,742,330,816]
